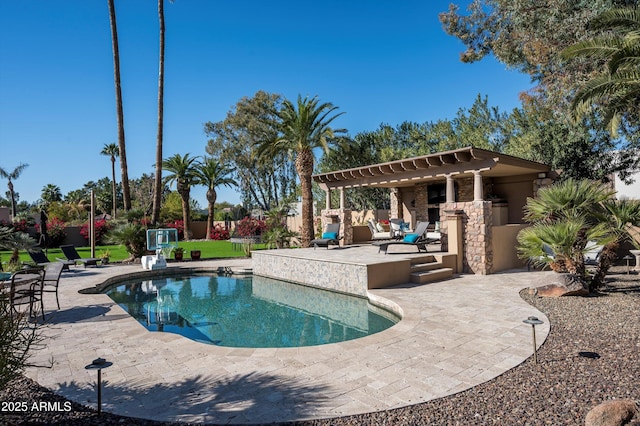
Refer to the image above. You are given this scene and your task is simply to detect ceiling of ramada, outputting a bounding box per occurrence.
[312,147,551,190]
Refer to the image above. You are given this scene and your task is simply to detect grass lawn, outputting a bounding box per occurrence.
[1,240,263,266]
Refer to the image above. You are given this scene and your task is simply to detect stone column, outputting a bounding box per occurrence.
[414,183,428,222]
[473,171,483,201]
[325,189,331,210]
[389,187,401,219]
[445,174,455,202]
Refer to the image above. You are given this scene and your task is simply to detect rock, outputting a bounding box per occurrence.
[585,400,638,426]
[534,273,589,297]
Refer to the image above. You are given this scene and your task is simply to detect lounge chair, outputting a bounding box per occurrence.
[373,221,434,254]
[28,249,74,271]
[310,223,342,249]
[59,245,100,267]
[367,219,392,240]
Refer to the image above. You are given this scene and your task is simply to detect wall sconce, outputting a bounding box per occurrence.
[538,172,547,178]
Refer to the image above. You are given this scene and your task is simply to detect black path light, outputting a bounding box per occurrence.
[85,357,113,416]
[523,316,544,364]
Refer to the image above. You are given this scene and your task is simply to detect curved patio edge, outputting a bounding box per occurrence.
[24,260,551,425]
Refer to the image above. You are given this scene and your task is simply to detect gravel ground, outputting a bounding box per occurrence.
[1,267,638,425]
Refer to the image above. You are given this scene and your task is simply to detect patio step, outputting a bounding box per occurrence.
[410,261,445,273]
[410,267,453,284]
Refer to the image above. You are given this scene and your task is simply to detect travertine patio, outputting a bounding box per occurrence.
[24,251,551,424]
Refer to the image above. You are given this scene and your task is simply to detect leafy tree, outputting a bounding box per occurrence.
[204,91,297,211]
[562,7,640,136]
[504,99,636,182]
[193,157,237,240]
[82,178,121,216]
[106,0,131,211]
[0,163,28,218]
[100,142,120,218]
[131,173,166,215]
[440,1,640,180]
[257,95,346,247]
[162,153,198,240]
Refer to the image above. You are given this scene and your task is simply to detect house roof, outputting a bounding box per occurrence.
[313,146,551,190]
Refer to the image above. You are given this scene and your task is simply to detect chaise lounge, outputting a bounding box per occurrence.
[310,223,342,249]
[373,221,435,254]
[59,245,101,267]
[28,249,74,271]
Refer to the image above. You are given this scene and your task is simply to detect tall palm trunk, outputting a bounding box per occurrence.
[152,0,165,225]
[7,181,16,219]
[110,156,117,218]
[296,147,315,247]
[107,0,131,211]
[205,188,217,240]
[177,182,192,240]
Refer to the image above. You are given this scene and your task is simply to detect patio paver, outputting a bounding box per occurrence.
[24,251,551,424]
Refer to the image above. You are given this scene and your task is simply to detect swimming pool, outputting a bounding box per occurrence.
[104,273,398,348]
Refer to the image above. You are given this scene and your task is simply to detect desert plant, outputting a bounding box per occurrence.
[105,223,147,262]
[0,294,42,388]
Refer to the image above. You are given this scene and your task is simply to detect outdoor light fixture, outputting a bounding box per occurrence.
[523,316,544,364]
[537,172,547,178]
[85,357,113,415]
[623,255,633,275]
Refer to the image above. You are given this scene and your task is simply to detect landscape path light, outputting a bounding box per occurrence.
[623,255,633,275]
[85,357,113,416]
[522,316,544,364]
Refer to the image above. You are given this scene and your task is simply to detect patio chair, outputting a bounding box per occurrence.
[367,219,392,241]
[42,261,64,309]
[59,245,100,267]
[310,223,342,249]
[8,268,45,321]
[28,249,74,271]
[373,221,434,254]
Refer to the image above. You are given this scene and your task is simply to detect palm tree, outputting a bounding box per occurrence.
[152,0,167,225]
[517,178,638,290]
[591,198,640,287]
[0,163,28,219]
[100,143,120,218]
[562,8,640,136]
[193,157,237,239]
[257,95,346,247]
[162,153,198,240]
[100,143,120,219]
[41,184,62,205]
[107,0,131,211]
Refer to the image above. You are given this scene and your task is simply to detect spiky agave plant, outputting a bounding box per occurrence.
[0,227,36,271]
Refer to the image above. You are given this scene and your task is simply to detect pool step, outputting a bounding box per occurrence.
[409,259,453,284]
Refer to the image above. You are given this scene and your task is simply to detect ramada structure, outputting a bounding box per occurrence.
[312,147,554,275]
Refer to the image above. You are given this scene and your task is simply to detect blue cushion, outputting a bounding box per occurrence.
[322,232,338,240]
[403,233,419,243]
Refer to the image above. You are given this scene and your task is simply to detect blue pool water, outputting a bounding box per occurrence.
[104,274,398,348]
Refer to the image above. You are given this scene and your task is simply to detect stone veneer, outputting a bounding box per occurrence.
[414,183,428,222]
[441,201,493,275]
[252,251,370,296]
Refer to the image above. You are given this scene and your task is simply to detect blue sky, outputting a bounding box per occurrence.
[0,1,532,208]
